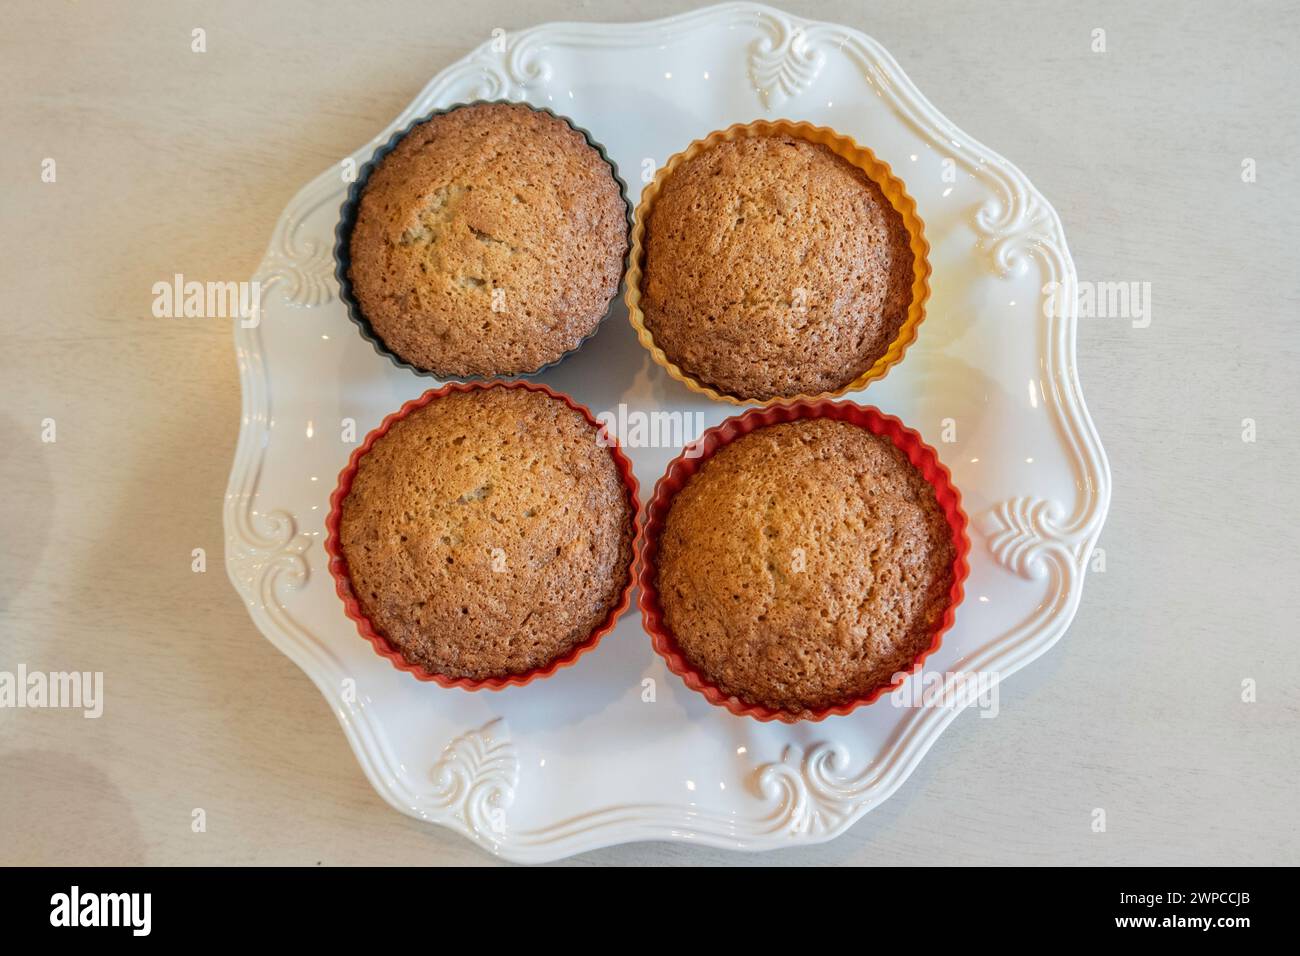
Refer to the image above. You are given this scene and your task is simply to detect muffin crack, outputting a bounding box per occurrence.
[467,224,518,254]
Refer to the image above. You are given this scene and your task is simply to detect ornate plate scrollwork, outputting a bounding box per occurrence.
[253,210,337,309]
[749,17,826,108]
[425,719,519,842]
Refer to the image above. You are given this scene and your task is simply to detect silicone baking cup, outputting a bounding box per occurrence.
[325,380,641,690]
[626,119,931,405]
[637,400,969,722]
[333,100,633,380]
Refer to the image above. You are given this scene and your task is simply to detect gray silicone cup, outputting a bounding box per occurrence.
[332,100,634,381]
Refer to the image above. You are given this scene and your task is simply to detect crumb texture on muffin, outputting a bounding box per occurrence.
[655,419,954,715]
[348,103,628,377]
[339,388,634,680]
[641,135,913,400]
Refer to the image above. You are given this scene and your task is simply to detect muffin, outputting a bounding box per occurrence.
[653,417,957,718]
[345,102,629,378]
[634,125,923,402]
[334,384,636,683]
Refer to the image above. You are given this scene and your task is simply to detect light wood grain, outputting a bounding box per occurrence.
[2,0,1298,866]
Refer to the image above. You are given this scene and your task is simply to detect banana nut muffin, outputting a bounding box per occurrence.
[655,418,954,716]
[348,102,628,378]
[640,134,914,400]
[339,387,634,680]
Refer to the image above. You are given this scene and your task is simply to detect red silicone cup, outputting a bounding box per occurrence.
[325,380,641,690]
[637,400,970,723]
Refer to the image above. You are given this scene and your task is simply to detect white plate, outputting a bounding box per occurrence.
[224,0,1110,862]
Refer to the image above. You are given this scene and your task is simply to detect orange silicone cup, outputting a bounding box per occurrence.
[637,400,969,722]
[325,380,641,690]
[626,119,932,405]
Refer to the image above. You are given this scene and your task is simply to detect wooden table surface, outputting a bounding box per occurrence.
[3,0,1298,866]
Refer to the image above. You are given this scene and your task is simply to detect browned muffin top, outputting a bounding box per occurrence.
[656,418,954,716]
[348,103,628,378]
[641,135,914,400]
[339,387,634,680]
